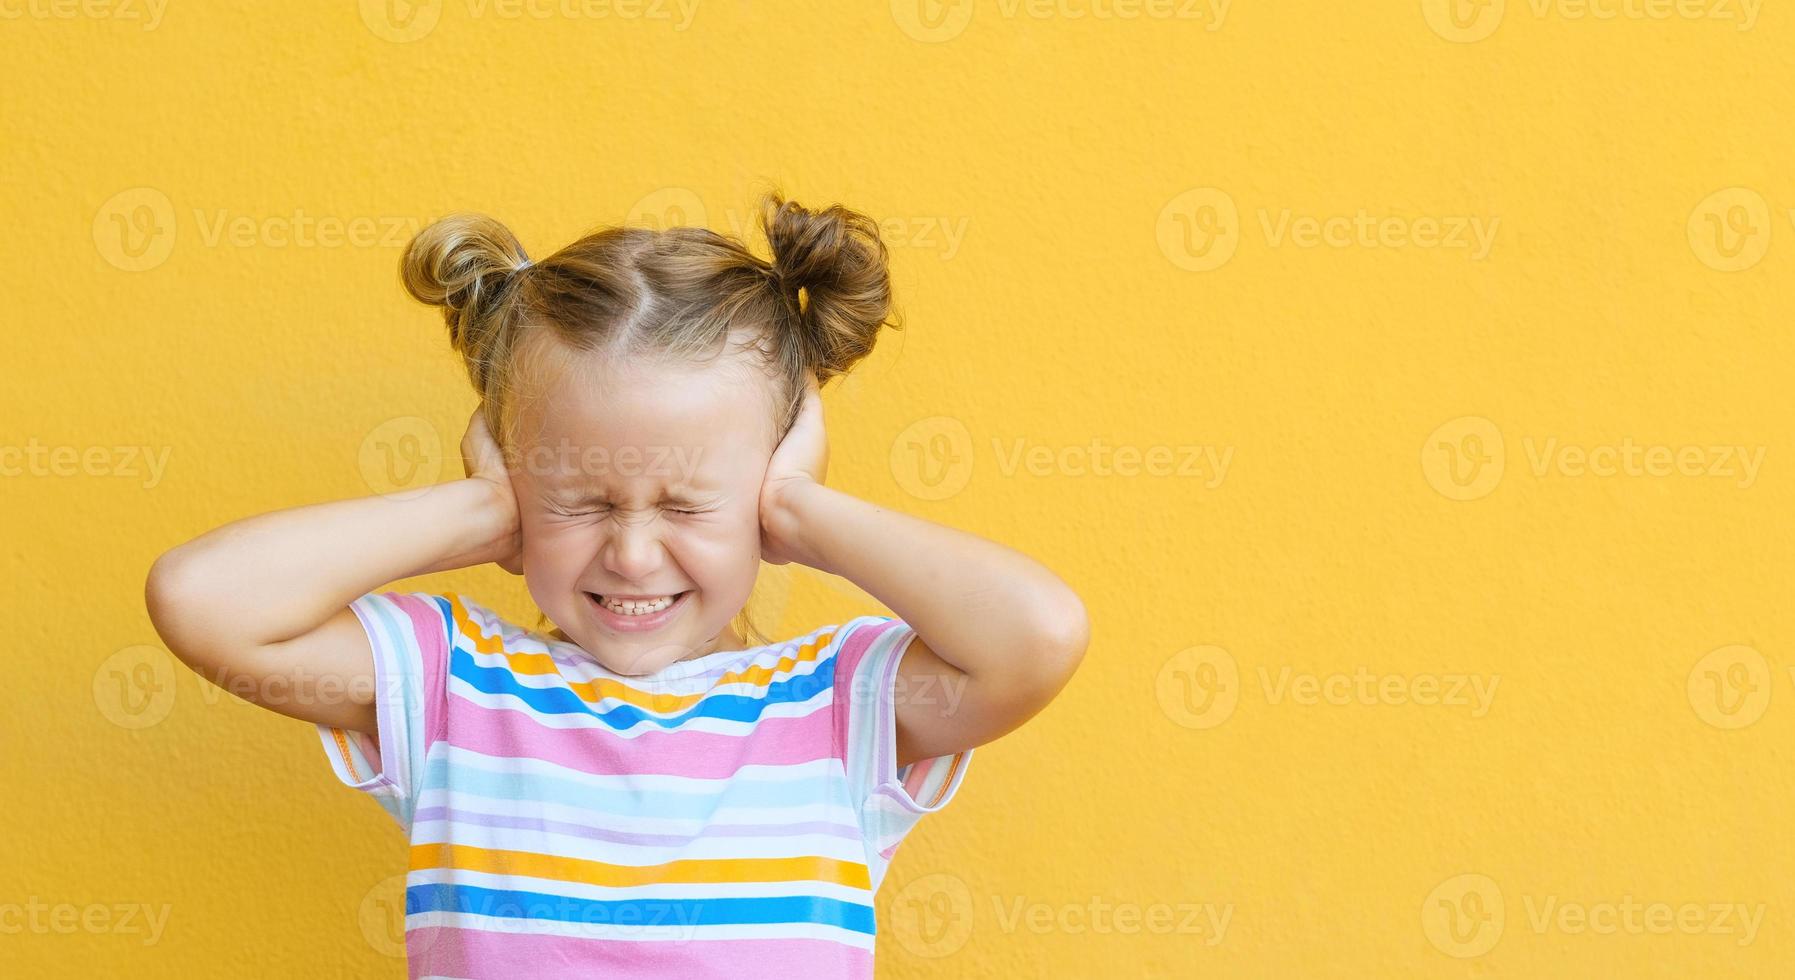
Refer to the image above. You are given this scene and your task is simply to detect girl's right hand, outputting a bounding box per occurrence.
[460,406,524,575]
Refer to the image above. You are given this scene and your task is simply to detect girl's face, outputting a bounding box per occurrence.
[508,344,778,676]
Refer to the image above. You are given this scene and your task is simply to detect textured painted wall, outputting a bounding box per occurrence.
[5,1,1795,976]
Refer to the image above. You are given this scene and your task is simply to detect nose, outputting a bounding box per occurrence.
[599,514,665,583]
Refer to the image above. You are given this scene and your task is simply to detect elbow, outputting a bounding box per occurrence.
[143,547,207,668]
[1031,590,1090,691]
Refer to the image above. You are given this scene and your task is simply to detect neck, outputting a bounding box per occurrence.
[546,623,751,659]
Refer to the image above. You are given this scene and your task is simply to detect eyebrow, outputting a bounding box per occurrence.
[553,486,714,507]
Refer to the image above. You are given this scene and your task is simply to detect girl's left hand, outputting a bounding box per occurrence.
[759,376,827,566]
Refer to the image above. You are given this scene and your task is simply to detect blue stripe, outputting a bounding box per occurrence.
[419,755,849,813]
[448,647,837,729]
[407,883,875,934]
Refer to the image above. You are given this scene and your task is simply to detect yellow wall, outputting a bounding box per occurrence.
[6,1,1794,976]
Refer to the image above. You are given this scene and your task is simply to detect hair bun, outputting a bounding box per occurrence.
[400,212,532,352]
[760,193,900,384]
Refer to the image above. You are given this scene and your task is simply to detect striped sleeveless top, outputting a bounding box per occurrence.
[316,590,972,979]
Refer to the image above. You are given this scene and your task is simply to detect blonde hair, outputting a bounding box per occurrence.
[398,190,903,646]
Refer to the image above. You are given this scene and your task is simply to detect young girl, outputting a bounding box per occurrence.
[144,192,1089,978]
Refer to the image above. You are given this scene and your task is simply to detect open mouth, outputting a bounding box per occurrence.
[586,590,692,618]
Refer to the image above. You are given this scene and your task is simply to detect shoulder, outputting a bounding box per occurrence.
[355,590,540,659]
[814,614,918,689]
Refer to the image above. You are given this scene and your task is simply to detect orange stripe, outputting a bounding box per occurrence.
[441,593,836,714]
[409,842,870,890]
[924,753,966,808]
[329,727,362,783]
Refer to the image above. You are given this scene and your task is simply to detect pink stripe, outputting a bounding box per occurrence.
[443,696,843,779]
[830,618,903,760]
[410,926,870,979]
[387,592,451,750]
[410,804,861,847]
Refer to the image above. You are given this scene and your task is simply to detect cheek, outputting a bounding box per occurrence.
[519,517,597,582]
[667,515,761,585]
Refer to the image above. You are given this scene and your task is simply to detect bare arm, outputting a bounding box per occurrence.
[758,382,1089,770]
[143,411,520,733]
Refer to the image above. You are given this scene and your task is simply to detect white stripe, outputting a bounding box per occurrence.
[410,817,868,866]
[423,785,861,832]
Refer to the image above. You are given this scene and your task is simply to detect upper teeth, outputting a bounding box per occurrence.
[601,595,675,615]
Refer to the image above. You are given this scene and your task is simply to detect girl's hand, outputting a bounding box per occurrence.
[459,406,524,575]
[759,376,827,566]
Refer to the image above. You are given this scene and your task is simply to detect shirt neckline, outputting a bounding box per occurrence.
[529,623,834,683]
